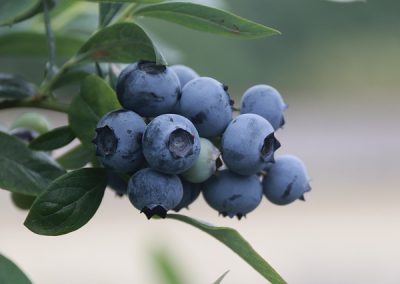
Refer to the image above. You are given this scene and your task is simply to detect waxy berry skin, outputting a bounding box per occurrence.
[142,114,201,175]
[179,77,232,138]
[128,168,183,219]
[203,170,263,219]
[263,155,311,205]
[116,61,181,117]
[240,85,287,130]
[170,64,199,88]
[221,113,281,176]
[173,179,201,212]
[93,109,146,173]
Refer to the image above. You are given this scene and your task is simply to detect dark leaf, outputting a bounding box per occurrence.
[56,144,95,169]
[29,126,76,151]
[68,74,120,148]
[24,168,107,236]
[0,132,65,196]
[0,254,32,284]
[73,22,166,64]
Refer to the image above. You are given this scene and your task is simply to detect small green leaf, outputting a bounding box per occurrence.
[165,214,286,284]
[0,32,84,58]
[68,74,120,148]
[73,22,165,65]
[99,3,124,28]
[56,144,94,169]
[0,73,36,100]
[29,126,76,151]
[133,2,280,39]
[24,168,107,236]
[213,270,230,284]
[0,254,32,284]
[0,132,65,196]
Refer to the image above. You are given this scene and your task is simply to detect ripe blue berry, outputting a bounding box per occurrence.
[9,128,39,143]
[128,168,183,219]
[221,113,280,176]
[203,170,263,219]
[179,77,232,137]
[262,155,311,205]
[182,138,221,183]
[142,114,201,174]
[240,85,287,130]
[173,179,201,212]
[170,64,199,87]
[93,109,146,173]
[116,61,181,117]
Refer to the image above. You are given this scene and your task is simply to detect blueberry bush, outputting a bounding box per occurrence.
[0,0,340,283]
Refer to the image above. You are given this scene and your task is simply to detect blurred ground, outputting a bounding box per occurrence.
[1,91,400,284]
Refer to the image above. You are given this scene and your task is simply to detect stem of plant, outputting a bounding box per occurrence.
[43,0,56,80]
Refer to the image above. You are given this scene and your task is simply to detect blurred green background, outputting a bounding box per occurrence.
[1,1,400,284]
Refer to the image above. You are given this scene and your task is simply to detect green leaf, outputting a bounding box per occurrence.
[68,74,120,148]
[0,73,36,100]
[0,0,40,27]
[56,144,94,169]
[29,126,76,151]
[133,2,280,39]
[24,168,107,236]
[0,32,84,58]
[165,214,286,284]
[0,254,32,284]
[99,3,124,28]
[213,271,230,284]
[0,132,65,196]
[73,22,166,65]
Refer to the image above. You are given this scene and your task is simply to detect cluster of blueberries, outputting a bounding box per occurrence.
[93,61,311,219]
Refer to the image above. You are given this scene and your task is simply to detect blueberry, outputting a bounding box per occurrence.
[116,61,181,117]
[107,170,128,196]
[262,155,311,205]
[170,64,199,87]
[9,128,39,143]
[93,109,146,173]
[128,168,183,219]
[203,170,263,219]
[221,113,281,176]
[240,85,287,130]
[179,77,232,137]
[182,138,222,183]
[173,179,201,212]
[142,114,201,174]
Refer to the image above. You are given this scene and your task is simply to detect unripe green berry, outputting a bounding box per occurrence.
[182,138,221,183]
[11,112,51,134]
